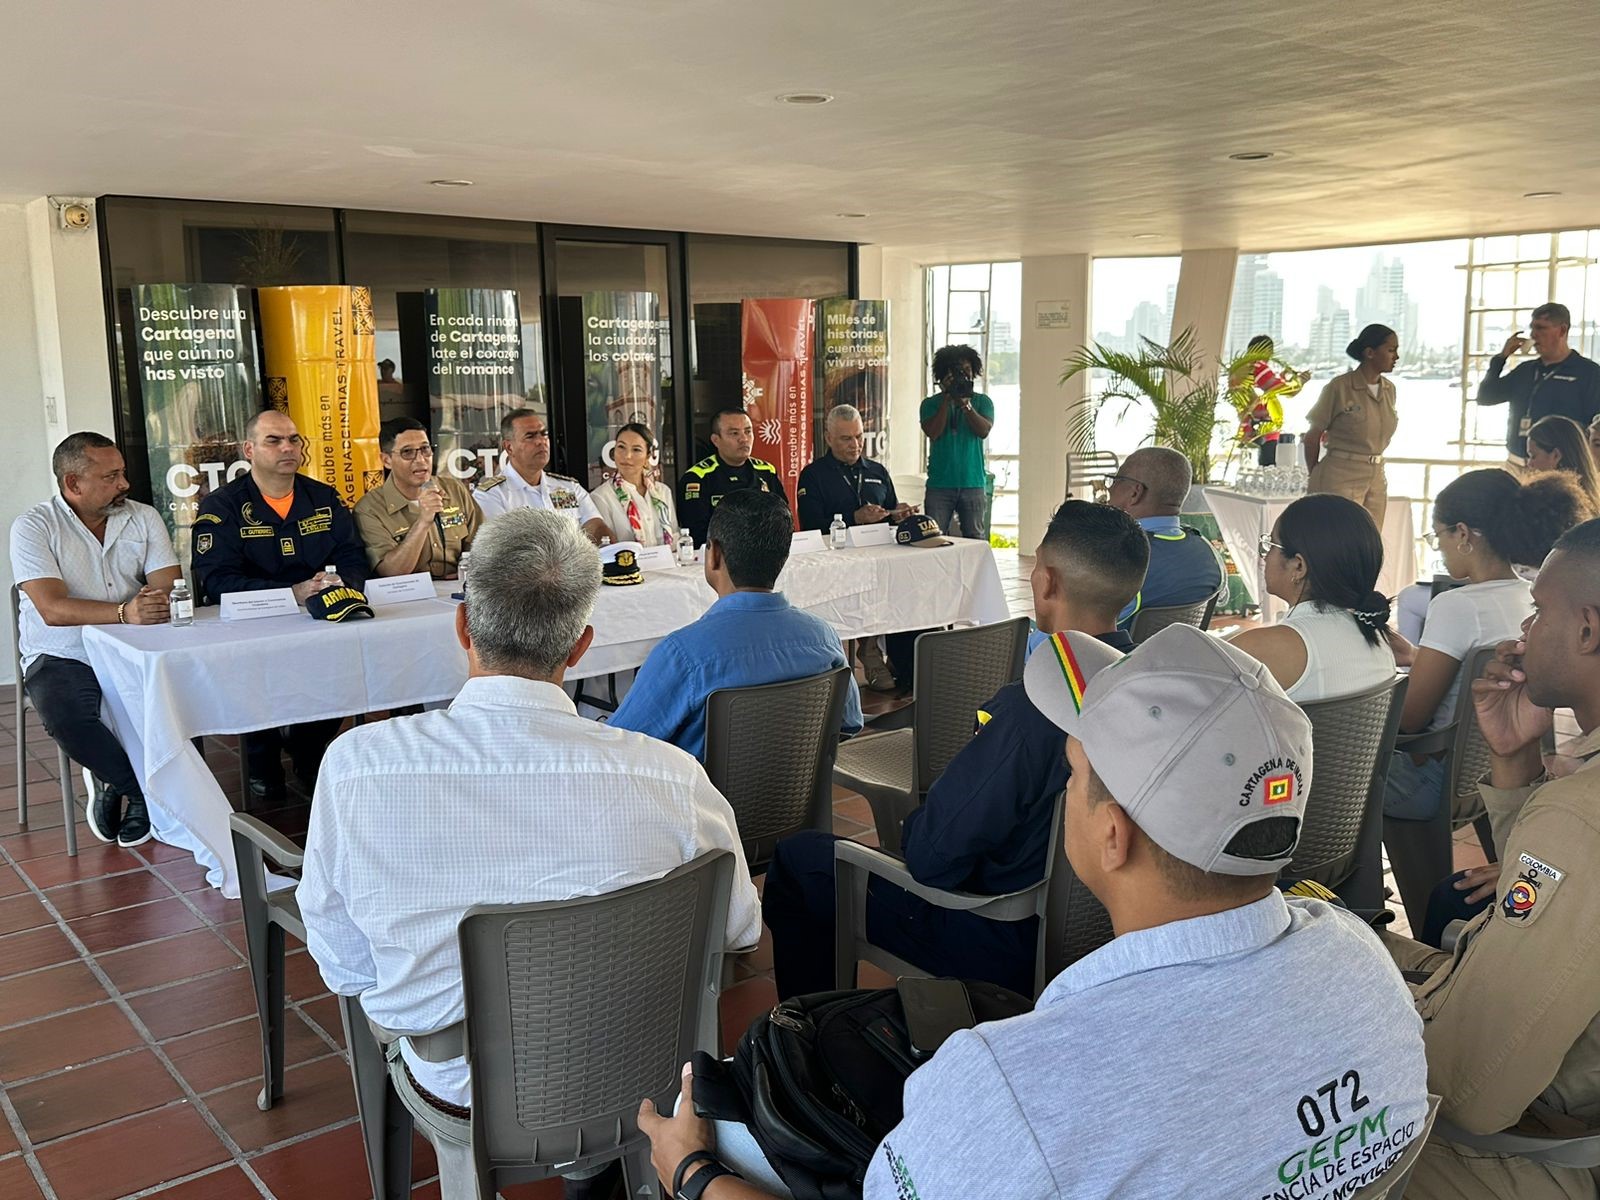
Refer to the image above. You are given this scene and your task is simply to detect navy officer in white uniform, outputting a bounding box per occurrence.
[473,408,609,545]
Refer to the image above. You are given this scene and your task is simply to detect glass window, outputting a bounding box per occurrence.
[1088,257,1182,458]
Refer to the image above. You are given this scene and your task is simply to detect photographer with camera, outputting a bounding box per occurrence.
[919,344,994,541]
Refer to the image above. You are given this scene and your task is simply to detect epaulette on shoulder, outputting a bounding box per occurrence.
[687,456,720,478]
[546,472,578,484]
[476,475,506,491]
[750,457,777,471]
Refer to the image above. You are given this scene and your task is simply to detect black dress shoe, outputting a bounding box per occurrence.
[87,783,122,844]
[248,775,286,805]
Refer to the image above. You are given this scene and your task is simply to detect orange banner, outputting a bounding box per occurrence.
[741,299,815,527]
[257,285,382,507]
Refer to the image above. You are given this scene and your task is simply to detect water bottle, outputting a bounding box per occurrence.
[457,551,472,590]
[830,514,848,549]
[322,563,342,587]
[599,535,611,547]
[676,527,695,567]
[169,578,193,627]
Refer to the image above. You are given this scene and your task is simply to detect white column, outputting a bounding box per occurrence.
[1168,249,1239,390]
[1018,254,1091,550]
[856,245,926,480]
[25,197,115,440]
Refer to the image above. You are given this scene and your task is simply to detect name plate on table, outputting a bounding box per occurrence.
[791,530,829,555]
[365,573,436,606]
[219,589,299,621]
[846,523,895,548]
[634,544,679,572]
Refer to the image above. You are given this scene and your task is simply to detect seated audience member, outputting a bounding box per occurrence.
[1383,519,1600,1200]
[1228,493,1396,702]
[796,404,916,691]
[474,408,609,545]
[592,421,680,547]
[641,626,1431,1200]
[193,409,370,802]
[1104,446,1223,629]
[762,500,1147,998]
[10,432,179,847]
[298,509,761,1200]
[609,489,862,760]
[353,417,482,579]
[1385,469,1590,821]
[1589,413,1600,460]
[1526,413,1600,511]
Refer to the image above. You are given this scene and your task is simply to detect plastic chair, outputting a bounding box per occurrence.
[1127,594,1217,644]
[1290,675,1408,919]
[1345,1095,1440,1200]
[1065,451,1120,501]
[834,793,1068,998]
[347,850,737,1200]
[230,813,307,1112]
[703,667,852,874]
[832,617,1029,851]
[1384,646,1500,931]
[1432,1111,1600,1170]
[10,585,81,854]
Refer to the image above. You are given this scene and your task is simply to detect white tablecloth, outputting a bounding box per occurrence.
[82,541,1007,895]
[1202,488,1420,625]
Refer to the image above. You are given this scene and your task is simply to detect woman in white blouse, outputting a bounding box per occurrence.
[593,422,679,547]
[1228,493,1396,704]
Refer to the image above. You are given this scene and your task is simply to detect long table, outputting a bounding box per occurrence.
[82,541,1009,895]
[1202,487,1420,625]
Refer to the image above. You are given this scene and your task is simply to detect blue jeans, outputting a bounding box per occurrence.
[1384,751,1448,820]
[923,487,987,540]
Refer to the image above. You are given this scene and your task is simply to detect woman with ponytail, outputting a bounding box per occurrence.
[1385,468,1593,819]
[1228,493,1396,702]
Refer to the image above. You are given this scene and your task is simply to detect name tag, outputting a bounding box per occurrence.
[634,544,678,572]
[220,588,299,621]
[846,523,895,548]
[365,572,436,606]
[790,530,828,555]
[298,507,333,536]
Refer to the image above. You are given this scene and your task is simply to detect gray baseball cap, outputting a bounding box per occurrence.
[1024,624,1313,876]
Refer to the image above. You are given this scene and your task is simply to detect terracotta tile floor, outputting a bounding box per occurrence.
[0,550,1475,1198]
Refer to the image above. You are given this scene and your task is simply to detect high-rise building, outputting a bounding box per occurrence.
[1228,254,1284,353]
[1126,300,1167,346]
[1308,285,1353,362]
[1356,255,1420,356]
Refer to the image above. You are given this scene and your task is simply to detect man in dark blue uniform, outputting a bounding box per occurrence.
[1474,302,1600,464]
[763,500,1150,997]
[677,409,786,546]
[193,409,369,801]
[1105,446,1223,630]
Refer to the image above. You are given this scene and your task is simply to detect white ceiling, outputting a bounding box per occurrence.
[3,0,1599,262]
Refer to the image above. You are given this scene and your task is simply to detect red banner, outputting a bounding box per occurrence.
[741,299,815,527]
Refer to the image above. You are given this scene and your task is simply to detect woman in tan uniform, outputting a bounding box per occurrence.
[1305,323,1400,524]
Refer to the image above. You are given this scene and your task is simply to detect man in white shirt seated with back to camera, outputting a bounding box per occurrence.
[297,508,762,1200]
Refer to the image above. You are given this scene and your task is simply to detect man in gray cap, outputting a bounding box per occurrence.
[638,625,1431,1199]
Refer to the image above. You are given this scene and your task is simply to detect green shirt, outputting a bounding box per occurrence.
[920,391,994,489]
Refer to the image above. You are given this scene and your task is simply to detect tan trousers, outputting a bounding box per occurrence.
[1309,455,1388,525]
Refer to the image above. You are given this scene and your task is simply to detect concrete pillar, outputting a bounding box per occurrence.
[25,197,115,442]
[856,245,926,479]
[1017,254,1091,550]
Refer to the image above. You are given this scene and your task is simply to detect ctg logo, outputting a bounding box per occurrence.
[166,460,249,500]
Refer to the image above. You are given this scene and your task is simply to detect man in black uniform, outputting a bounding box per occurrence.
[797,403,916,689]
[677,408,785,546]
[1474,302,1600,465]
[193,408,369,801]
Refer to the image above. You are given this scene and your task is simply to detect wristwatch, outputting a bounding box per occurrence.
[673,1150,741,1199]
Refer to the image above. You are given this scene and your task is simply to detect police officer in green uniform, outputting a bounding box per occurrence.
[678,408,786,546]
[192,409,369,801]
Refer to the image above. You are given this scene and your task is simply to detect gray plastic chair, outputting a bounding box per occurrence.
[1345,1095,1440,1199]
[1432,1110,1600,1170]
[835,793,1080,998]
[1128,594,1217,644]
[1065,450,1120,501]
[346,850,737,1200]
[11,585,81,853]
[833,617,1029,851]
[703,667,852,874]
[1290,675,1408,919]
[230,812,307,1112]
[1384,646,1500,931]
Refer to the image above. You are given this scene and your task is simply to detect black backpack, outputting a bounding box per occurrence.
[692,981,1032,1200]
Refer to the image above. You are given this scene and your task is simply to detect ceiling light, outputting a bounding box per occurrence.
[1227,151,1276,162]
[837,212,869,219]
[1524,190,1561,199]
[776,91,834,105]
[429,179,473,187]
[1131,233,1159,241]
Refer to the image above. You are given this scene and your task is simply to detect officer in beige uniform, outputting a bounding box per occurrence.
[1382,517,1600,1200]
[354,417,481,579]
[1305,323,1400,525]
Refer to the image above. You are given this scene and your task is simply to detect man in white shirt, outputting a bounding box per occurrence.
[298,507,761,1200]
[9,432,179,848]
[473,408,609,544]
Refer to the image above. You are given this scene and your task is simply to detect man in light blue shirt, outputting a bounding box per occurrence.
[610,489,862,759]
[1105,446,1224,629]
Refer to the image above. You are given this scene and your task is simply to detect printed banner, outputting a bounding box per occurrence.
[582,292,665,489]
[130,283,259,566]
[410,288,524,482]
[742,299,815,527]
[257,286,382,508]
[819,299,890,465]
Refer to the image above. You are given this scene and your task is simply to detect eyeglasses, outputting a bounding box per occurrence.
[393,444,436,462]
[1108,475,1147,491]
[1257,534,1286,558]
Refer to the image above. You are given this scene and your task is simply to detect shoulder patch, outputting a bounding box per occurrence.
[687,456,720,478]
[751,458,777,472]
[475,475,506,492]
[193,512,222,525]
[1499,851,1566,926]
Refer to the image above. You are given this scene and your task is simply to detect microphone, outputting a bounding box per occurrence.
[420,478,446,542]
